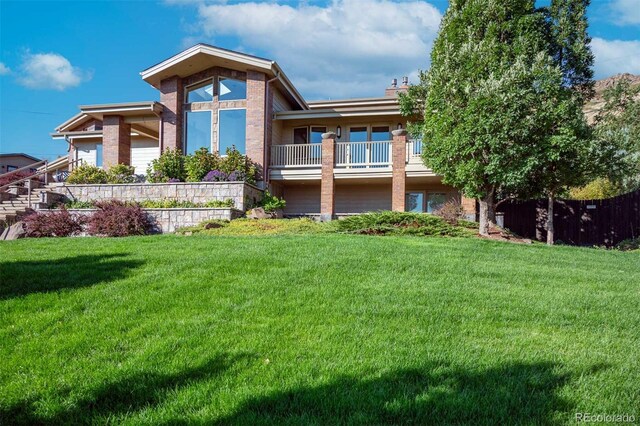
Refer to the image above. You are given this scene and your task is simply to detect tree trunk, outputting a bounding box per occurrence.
[478,190,496,237]
[546,192,555,245]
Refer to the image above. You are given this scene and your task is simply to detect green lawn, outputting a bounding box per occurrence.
[1,235,638,425]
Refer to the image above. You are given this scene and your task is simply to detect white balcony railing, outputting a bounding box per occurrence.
[270,143,322,168]
[335,140,392,168]
[270,140,423,169]
[406,139,422,163]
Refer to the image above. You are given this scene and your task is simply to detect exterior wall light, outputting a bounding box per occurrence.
[336,126,342,139]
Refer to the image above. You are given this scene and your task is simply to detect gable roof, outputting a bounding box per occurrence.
[0,153,42,163]
[140,43,307,110]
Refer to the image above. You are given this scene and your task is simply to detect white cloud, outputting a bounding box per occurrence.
[609,0,640,26]
[0,62,10,75]
[182,0,441,99]
[591,37,640,79]
[18,52,91,90]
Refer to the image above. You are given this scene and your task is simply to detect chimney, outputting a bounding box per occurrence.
[398,76,409,93]
[385,78,398,97]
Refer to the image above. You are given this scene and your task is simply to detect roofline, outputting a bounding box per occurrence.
[307,97,399,109]
[274,108,402,120]
[0,153,42,162]
[51,130,104,138]
[140,43,273,75]
[79,101,163,115]
[55,112,90,132]
[139,44,308,110]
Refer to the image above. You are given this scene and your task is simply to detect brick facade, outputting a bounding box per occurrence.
[391,129,407,211]
[461,196,476,221]
[102,115,131,167]
[246,70,267,170]
[320,132,336,221]
[160,76,184,153]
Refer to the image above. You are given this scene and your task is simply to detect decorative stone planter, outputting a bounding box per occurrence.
[50,181,263,212]
[68,207,243,233]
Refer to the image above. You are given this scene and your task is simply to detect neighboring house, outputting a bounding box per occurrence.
[52,44,475,219]
[0,153,41,174]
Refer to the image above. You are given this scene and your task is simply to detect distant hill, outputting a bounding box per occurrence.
[584,73,640,123]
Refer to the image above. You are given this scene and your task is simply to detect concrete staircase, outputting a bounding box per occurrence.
[0,181,62,225]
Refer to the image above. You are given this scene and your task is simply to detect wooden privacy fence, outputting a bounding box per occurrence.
[497,190,640,246]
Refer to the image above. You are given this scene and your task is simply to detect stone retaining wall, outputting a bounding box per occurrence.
[52,182,263,211]
[69,208,243,233]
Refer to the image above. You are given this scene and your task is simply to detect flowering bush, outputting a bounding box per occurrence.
[67,165,109,184]
[218,147,259,183]
[87,200,151,237]
[185,148,220,182]
[203,170,228,182]
[23,208,86,237]
[146,148,185,183]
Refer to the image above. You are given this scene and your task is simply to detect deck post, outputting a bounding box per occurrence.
[320,132,336,221]
[391,129,407,212]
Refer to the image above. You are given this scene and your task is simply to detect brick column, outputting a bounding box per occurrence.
[103,115,131,168]
[246,70,266,171]
[461,196,477,221]
[160,76,184,153]
[320,132,336,221]
[391,129,407,212]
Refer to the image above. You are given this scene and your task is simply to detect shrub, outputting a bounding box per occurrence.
[106,164,136,184]
[433,199,464,225]
[64,199,95,209]
[616,238,640,252]
[335,211,473,237]
[258,191,286,212]
[203,170,229,182]
[23,208,85,237]
[87,200,151,237]
[146,148,185,183]
[218,147,259,184]
[67,165,108,184]
[569,178,622,200]
[185,148,221,182]
[137,198,234,208]
[203,199,234,208]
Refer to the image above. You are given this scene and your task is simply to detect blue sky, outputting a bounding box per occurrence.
[1,0,639,161]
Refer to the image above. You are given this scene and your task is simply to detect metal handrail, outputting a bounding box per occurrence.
[2,159,48,178]
[0,158,82,209]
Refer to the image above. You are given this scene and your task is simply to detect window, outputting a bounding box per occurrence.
[96,143,103,167]
[186,81,213,103]
[349,126,368,142]
[293,127,308,144]
[427,193,447,213]
[370,126,390,165]
[218,109,246,154]
[185,111,212,155]
[406,192,424,213]
[7,165,17,172]
[218,78,246,101]
[310,127,326,143]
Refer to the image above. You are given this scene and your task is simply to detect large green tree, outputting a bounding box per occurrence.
[533,0,594,244]
[400,0,568,235]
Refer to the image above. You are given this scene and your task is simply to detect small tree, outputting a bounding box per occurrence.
[592,79,640,193]
[401,0,566,236]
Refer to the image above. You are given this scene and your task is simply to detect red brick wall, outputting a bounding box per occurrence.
[391,130,407,211]
[246,70,266,171]
[160,76,184,153]
[320,134,336,221]
[102,115,131,168]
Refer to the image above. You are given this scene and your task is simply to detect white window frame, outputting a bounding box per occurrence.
[217,107,247,156]
[184,78,215,104]
[183,109,214,153]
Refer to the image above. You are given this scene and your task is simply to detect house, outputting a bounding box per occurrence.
[0,153,41,174]
[52,44,475,220]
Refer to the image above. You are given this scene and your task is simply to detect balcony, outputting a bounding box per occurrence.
[269,140,433,180]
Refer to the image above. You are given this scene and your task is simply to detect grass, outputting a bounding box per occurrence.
[1,234,639,424]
